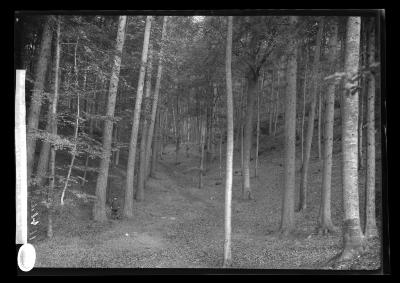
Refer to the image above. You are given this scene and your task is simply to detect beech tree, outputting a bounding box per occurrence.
[279,16,298,236]
[339,16,364,262]
[124,16,152,218]
[93,16,127,221]
[318,17,339,235]
[223,15,233,267]
[298,17,325,212]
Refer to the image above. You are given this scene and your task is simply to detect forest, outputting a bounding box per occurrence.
[14,11,386,272]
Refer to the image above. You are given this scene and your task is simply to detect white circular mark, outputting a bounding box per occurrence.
[17,243,36,272]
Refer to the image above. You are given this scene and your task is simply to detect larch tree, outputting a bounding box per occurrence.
[93,15,127,222]
[124,16,153,218]
[223,15,234,268]
[339,16,364,262]
[26,16,53,182]
[318,17,339,235]
[298,17,325,212]
[279,16,298,236]
[364,18,378,239]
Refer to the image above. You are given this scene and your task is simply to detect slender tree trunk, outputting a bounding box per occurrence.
[136,42,154,201]
[279,16,298,236]
[223,16,234,267]
[144,17,167,179]
[273,70,280,136]
[301,52,308,164]
[317,89,322,160]
[319,18,339,235]
[298,17,325,212]
[365,19,378,239]
[199,121,206,189]
[27,16,53,183]
[269,69,275,135]
[124,16,152,218]
[93,16,127,221]
[242,74,257,200]
[150,111,160,176]
[61,37,81,206]
[46,17,61,238]
[338,16,364,262]
[255,76,261,178]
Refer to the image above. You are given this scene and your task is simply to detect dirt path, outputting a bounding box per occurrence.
[34,142,380,269]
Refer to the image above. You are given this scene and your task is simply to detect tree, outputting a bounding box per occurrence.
[298,17,325,212]
[279,16,298,236]
[318,17,339,235]
[339,16,364,262]
[365,18,378,239]
[223,15,234,268]
[124,16,153,218]
[26,16,53,182]
[145,16,168,179]
[136,41,154,201]
[93,16,127,222]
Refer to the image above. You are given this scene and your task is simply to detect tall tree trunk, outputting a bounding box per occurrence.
[199,120,206,189]
[223,16,234,267]
[150,110,161,176]
[298,17,325,212]
[124,16,152,218]
[242,74,257,200]
[301,50,308,164]
[27,16,53,183]
[273,69,280,136]
[255,76,261,178]
[61,37,81,206]
[136,42,154,201]
[338,16,364,262]
[317,89,322,160]
[365,19,378,239]
[93,16,127,221]
[144,16,167,178]
[269,69,275,135]
[319,18,339,235]
[279,16,298,236]
[46,17,61,238]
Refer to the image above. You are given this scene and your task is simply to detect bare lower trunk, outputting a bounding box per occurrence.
[339,16,364,262]
[319,18,339,234]
[298,17,325,212]
[27,16,53,182]
[124,16,152,218]
[365,20,378,239]
[242,75,257,200]
[279,16,298,235]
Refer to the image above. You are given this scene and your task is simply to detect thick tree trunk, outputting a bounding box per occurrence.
[93,16,127,222]
[279,16,298,235]
[339,16,364,262]
[144,17,167,179]
[242,75,257,200]
[124,16,152,218]
[319,18,339,235]
[27,16,53,183]
[365,20,378,239]
[223,16,233,267]
[298,17,325,212]
[136,42,154,201]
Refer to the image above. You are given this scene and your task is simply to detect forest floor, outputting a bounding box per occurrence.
[33,129,382,271]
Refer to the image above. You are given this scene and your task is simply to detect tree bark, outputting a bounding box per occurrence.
[255,76,261,178]
[339,16,364,262]
[242,74,257,200]
[279,16,298,235]
[223,16,233,268]
[319,18,339,235]
[301,49,308,164]
[93,16,127,221]
[27,16,53,183]
[144,17,168,179]
[365,19,378,239]
[298,17,325,212]
[136,42,153,201]
[269,69,275,135]
[124,16,152,218]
